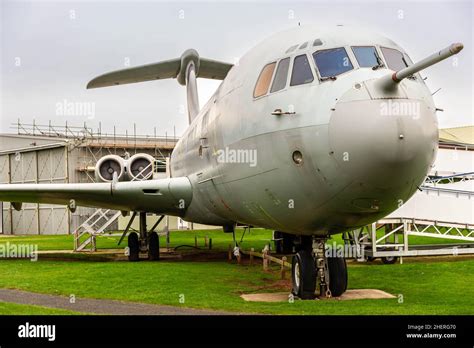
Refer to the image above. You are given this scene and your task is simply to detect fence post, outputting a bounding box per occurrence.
[250,248,254,265]
[209,238,212,250]
[281,256,287,279]
[194,236,198,248]
[228,244,232,261]
[204,236,208,247]
[263,249,268,271]
[267,244,272,267]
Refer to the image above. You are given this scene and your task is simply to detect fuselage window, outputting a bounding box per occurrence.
[290,54,314,86]
[299,42,308,50]
[270,57,290,93]
[380,47,409,71]
[253,62,276,98]
[286,45,298,54]
[313,39,323,46]
[351,46,383,68]
[313,47,353,78]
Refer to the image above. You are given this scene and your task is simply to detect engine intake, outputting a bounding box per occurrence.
[128,153,155,181]
[95,155,126,182]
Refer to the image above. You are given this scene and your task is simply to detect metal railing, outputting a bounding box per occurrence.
[11,119,179,146]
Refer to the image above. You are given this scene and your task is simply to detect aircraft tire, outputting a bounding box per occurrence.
[291,249,316,300]
[128,232,140,262]
[148,232,160,261]
[381,256,398,264]
[328,256,348,297]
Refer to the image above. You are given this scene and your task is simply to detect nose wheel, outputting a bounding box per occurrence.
[291,249,317,299]
[291,237,348,299]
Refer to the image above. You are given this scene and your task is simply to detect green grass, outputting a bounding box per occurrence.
[0,256,473,315]
[0,229,473,315]
[0,226,466,253]
[0,301,80,315]
[0,228,273,252]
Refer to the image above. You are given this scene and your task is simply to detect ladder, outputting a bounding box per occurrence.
[73,209,122,252]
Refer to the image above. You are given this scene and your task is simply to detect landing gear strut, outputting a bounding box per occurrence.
[127,212,160,261]
[291,236,348,299]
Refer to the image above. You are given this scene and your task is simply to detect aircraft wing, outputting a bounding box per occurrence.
[0,177,192,215]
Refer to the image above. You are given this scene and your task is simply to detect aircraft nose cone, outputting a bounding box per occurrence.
[328,98,438,210]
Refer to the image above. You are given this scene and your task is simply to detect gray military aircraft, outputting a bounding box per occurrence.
[0,26,463,299]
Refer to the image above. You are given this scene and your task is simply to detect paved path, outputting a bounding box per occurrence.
[0,288,235,315]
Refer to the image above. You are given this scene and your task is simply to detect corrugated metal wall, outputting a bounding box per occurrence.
[0,145,69,235]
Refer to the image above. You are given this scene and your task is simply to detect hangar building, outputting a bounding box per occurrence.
[0,122,177,235]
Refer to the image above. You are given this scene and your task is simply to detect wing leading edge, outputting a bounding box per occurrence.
[0,177,192,216]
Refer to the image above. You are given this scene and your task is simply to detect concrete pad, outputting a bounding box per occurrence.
[240,289,395,302]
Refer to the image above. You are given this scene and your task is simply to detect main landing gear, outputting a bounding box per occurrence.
[128,212,160,261]
[291,236,347,299]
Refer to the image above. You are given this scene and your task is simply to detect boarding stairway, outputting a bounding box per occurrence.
[344,172,474,261]
[73,160,160,252]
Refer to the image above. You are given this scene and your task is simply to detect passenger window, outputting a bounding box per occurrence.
[270,58,290,93]
[351,46,382,68]
[313,47,353,78]
[381,47,409,71]
[254,62,276,98]
[290,54,314,86]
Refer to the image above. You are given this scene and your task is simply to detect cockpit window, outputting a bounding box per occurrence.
[253,62,276,98]
[381,47,409,71]
[290,54,314,86]
[312,47,353,78]
[270,58,290,93]
[351,46,382,68]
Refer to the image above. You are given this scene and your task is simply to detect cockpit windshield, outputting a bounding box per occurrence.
[312,47,353,78]
[351,46,382,68]
[381,47,409,71]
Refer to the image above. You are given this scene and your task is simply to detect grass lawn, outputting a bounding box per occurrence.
[0,302,80,315]
[0,227,466,253]
[0,229,473,315]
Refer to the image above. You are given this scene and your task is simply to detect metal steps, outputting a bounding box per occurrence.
[74,209,122,252]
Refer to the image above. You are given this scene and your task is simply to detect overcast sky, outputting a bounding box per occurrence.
[1,0,472,137]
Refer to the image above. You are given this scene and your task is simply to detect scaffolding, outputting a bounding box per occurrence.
[12,120,175,183]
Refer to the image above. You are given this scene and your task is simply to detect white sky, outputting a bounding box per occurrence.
[1,0,472,137]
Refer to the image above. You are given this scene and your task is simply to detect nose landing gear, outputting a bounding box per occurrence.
[291,236,348,299]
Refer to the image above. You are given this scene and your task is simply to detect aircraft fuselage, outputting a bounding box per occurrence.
[170,26,438,236]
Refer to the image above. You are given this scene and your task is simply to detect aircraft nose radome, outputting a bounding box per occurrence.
[328,98,438,205]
